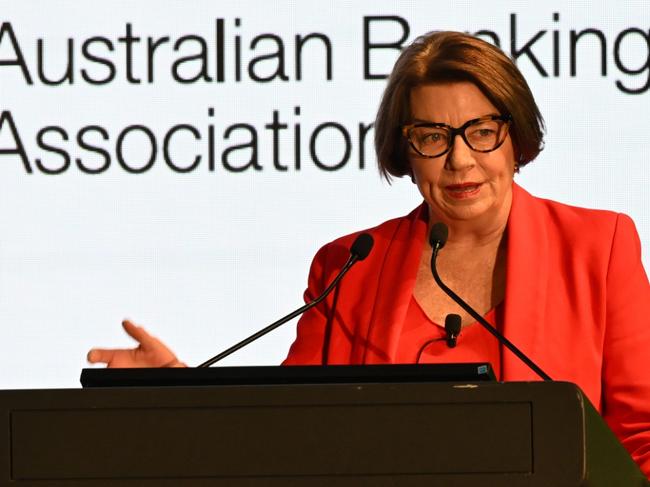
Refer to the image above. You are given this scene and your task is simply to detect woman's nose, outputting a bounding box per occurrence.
[445,133,476,171]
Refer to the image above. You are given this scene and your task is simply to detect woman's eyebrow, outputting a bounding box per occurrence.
[411,113,501,125]
[412,118,444,124]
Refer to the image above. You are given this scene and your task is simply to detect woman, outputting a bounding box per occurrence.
[87,31,650,476]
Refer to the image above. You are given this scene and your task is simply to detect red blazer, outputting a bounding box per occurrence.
[284,183,650,476]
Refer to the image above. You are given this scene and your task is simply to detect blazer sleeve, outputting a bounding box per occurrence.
[601,213,650,476]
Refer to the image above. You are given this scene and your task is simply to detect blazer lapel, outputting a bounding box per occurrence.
[502,184,550,380]
[357,204,428,364]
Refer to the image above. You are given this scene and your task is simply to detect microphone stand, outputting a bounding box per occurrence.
[198,248,364,368]
[430,242,552,382]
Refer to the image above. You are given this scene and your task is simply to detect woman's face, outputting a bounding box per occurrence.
[408,82,516,228]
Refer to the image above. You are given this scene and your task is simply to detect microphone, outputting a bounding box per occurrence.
[198,233,374,367]
[429,222,449,251]
[429,223,552,381]
[444,313,461,348]
[415,313,462,361]
[350,233,373,260]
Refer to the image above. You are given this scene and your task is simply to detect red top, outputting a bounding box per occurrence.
[395,296,502,379]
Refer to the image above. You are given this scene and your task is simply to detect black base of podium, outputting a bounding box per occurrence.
[1,366,647,486]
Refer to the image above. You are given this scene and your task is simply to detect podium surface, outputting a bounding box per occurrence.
[0,365,647,486]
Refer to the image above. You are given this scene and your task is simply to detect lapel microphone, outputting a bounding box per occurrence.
[444,313,461,348]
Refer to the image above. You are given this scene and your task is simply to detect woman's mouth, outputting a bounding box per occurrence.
[445,182,482,199]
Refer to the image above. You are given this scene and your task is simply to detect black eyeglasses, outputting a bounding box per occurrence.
[402,114,512,158]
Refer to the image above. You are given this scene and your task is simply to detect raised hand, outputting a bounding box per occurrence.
[87,320,186,368]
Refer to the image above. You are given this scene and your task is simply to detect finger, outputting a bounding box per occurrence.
[87,348,117,364]
[121,319,153,345]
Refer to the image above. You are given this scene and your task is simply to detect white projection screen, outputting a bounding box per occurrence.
[1,1,648,388]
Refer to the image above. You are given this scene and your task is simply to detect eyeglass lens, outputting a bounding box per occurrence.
[410,118,507,157]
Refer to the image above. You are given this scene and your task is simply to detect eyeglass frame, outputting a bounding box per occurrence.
[402,114,513,158]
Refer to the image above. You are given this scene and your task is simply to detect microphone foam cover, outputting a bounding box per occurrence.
[444,313,462,336]
[429,222,449,249]
[350,233,374,260]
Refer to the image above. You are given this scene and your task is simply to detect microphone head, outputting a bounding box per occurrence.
[429,222,449,250]
[444,313,462,336]
[350,233,374,261]
[444,313,462,348]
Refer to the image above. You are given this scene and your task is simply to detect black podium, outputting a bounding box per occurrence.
[0,365,647,486]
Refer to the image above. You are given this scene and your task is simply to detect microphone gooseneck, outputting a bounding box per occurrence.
[429,222,552,381]
[198,233,374,368]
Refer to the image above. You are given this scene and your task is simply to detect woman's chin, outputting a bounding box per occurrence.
[431,197,494,223]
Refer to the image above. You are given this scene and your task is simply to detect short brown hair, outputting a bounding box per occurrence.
[374,31,545,180]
